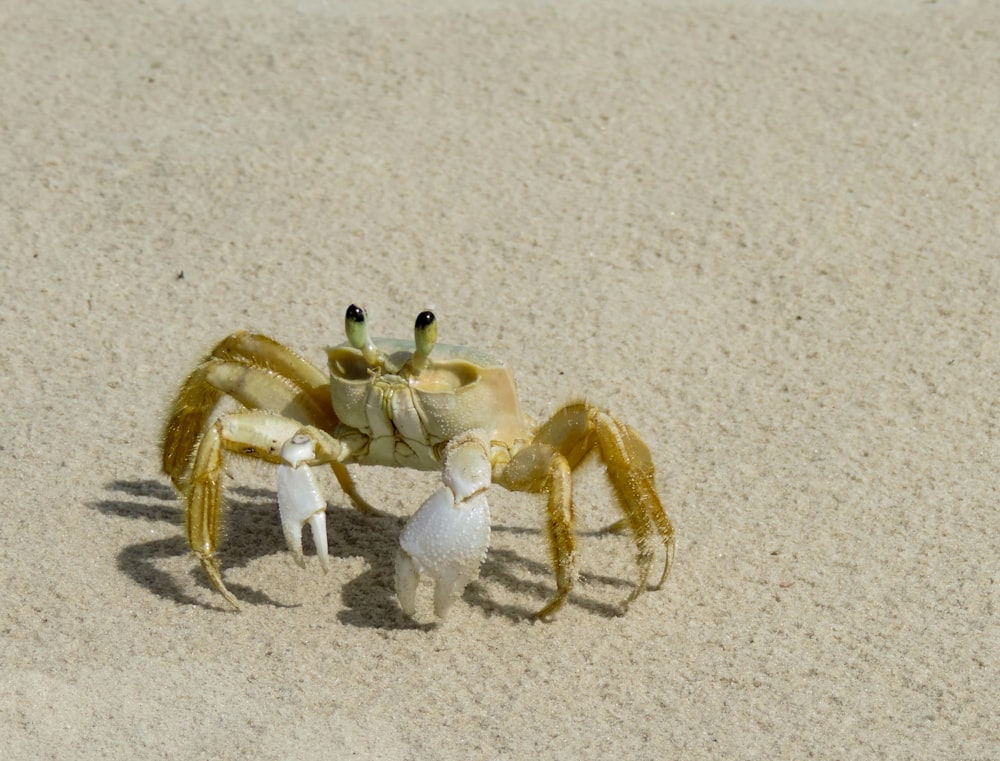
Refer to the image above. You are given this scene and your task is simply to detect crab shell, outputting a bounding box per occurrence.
[326,338,531,468]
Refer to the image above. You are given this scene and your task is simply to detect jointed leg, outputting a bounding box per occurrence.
[536,455,576,619]
[163,359,325,484]
[498,444,578,619]
[589,409,675,605]
[164,333,323,478]
[185,411,350,607]
[162,332,372,511]
[504,402,674,617]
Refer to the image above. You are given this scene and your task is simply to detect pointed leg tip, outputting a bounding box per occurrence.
[531,595,566,622]
[198,553,243,610]
[394,549,420,618]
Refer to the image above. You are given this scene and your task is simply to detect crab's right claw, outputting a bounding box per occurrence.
[277,434,330,572]
[395,487,491,619]
[395,431,493,619]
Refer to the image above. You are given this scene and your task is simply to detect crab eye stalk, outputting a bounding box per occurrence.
[345,304,381,366]
[411,310,437,373]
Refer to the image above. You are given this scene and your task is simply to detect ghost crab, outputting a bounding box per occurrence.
[162,305,674,620]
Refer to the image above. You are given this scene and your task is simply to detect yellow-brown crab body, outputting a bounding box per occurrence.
[326,337,528,470]
[162,305,674,620]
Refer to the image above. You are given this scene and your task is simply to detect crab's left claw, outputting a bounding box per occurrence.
[277,433,330,572]
[395,431,493,619]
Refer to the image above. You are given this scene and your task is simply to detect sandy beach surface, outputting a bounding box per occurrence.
[1,1,997,758]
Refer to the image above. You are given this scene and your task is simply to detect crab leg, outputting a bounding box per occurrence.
[492,402,675,618]
[185,411,348,607]
[525,402,675,615]
[496,442,578,619]
[199,360,376,512]
[163,345,375,513]
[395,430,493,619]
[589,410,675,601]
[163,332,332,484]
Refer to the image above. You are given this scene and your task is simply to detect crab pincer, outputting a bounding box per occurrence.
[395,431,493,619]
[277,433,331,573]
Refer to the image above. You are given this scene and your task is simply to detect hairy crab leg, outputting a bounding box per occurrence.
[192,360,375,513]
[395,430,493,619]
[211,331,331,395]
[185,412,348,607]
[163,332,331,480]
[204,360,332,429]
[590,410,675,596]
[162,366,224,486]
[162,336,374,513]
[496,443,578,620]
[227,335,376,512]
[500,402,674,617]
[533,456,576,619]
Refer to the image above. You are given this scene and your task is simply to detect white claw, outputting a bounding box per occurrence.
[277,434,330,572]
[395,431,492,619]
[396,488,490,618]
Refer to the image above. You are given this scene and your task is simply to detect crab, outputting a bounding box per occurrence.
[162,305,674,620]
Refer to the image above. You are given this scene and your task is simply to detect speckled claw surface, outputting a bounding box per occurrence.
[396,432,492,619]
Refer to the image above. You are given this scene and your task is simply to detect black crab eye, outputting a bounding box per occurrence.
[415,310,435,331]
[344,304,380,365]
[345,304,366,332]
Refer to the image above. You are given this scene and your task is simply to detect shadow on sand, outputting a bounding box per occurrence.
[92,478,639,628]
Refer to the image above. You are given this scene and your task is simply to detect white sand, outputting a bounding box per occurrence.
[1,1,997,758]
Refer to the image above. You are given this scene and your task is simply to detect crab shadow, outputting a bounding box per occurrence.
[93,479,636,628]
